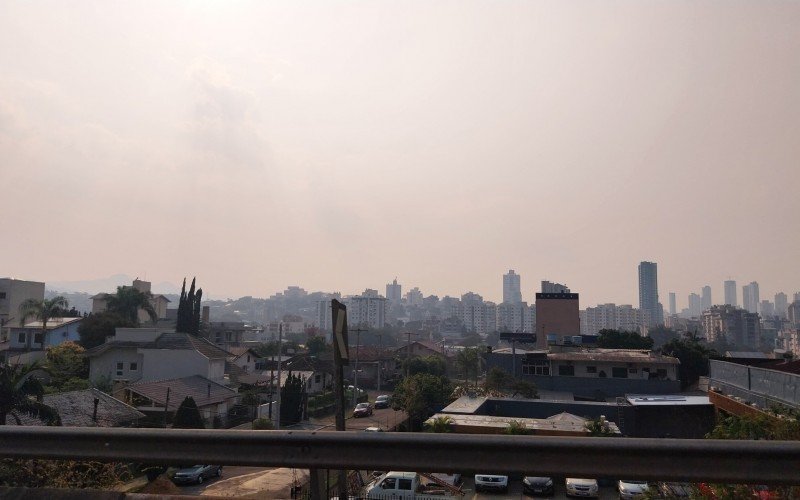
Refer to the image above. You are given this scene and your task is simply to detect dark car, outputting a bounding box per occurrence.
[171,465,222,485]
[353,402,373,417]
[523,476,554,496]
[374,395,390,409]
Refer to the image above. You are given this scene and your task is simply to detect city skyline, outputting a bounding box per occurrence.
[2,2,799,307]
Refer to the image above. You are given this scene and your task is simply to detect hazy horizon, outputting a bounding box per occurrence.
[2,1,799,308]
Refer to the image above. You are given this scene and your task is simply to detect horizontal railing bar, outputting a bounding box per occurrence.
[1,427,799,485]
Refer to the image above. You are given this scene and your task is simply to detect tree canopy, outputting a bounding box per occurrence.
[660,336,716,390]
[280,372,307,426]
[44,342,89,393]
[172,396,205,429]
[596,329,654,349]
[176,277,203,335]
[305,335,328,356]
[392,373,452,430]
[78,311,135,349]
[404,355,447,377]
[105,287,156,325]
[0,363,61,426]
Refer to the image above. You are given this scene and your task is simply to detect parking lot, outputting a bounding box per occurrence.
[461,476,621,500]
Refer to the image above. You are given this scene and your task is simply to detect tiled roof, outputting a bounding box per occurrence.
[15,317,82,330]
[547,349,680,365]
[84,332,231,359]
[4,388,144,427]
[128,375,237,411]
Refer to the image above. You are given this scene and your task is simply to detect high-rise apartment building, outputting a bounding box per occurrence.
[385,279,402,304]
[760,300,775,318]
[789,301,800,326]
[405,287,424,307]
[638,261,661,327]
[688,293,702,318]
[535,292,580,348]
[344,289,388,329]
[580,303,644,335]
[460,292,496,334]
[724,280,737,307]
[742,282,760,314]
[541,281,570,294]
[701,286,712,311]
[775,292,789,319]
[496,301,534,333]
[668,293,677,316]
[503,270,522,304]
[702,305,761,349]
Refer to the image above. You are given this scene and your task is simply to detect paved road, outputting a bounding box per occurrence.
[461,476,621,500]
[174,466,272,495]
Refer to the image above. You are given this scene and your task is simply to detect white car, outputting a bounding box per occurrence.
[618,480,650,499]
[474,474,508,493]
[565,478,598,498]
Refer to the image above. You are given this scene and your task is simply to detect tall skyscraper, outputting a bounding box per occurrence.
[535,292,580,348]
[503,270,522,304]
[701,285,712,311]
[724,280,737,306]
[541,281,570,294]
[775,292,789,319]
[385,278,402,304]
[742,282,760,314]
[688,293,702,318]
[669,292,677,316]
[638,261,661,327]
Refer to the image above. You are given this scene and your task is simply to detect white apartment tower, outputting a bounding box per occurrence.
[503,270,522,304]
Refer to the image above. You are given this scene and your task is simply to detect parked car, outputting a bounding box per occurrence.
[565,478,598,498]
[171,465,222,485]
[365,471,461,500]
[474,474,508,493]
[523,476,554,496]
[618,480,650,499]
[374,395,391,409]
[353,402,373,418]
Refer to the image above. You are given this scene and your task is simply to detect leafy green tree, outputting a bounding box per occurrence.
[585,417,616,436]
[172,396,205,429]
[306,335,328,356]
[405,355,447,377]
[44,341,89,392]
[78,311,135,349]
[484,367,513,393]
[105,286,157,325]
[511,380,538,399]
[392,373,452,430]
[425,415,454,433]
[176,277,203,335]
[646,325,679,349]
[0,363,61,426]
[280,372,307,426]
[18,296,69,350]
[597,329,654,349]
[455,348,481,385]
[660,336,716,390]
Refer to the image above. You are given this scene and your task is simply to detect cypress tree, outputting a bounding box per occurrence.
[173,396,205,429]
[192,288,203,335]
[177,278,187,333]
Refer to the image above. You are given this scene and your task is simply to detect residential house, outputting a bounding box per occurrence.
[4,388,144,427]
[1,317,82,365]
[85,328,231,385]
[91,279,170,324]
[123,375,239,425]
[0,278,45,339]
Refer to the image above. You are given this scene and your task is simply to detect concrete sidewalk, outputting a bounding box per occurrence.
[201,468,309,499]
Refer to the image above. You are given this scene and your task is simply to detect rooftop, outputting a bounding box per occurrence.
[12,317,82,330]
[128,375,237,411]
[84,332,231,359]
[625,394,711,406]
[548,349,680,365]
[4,388,144,427]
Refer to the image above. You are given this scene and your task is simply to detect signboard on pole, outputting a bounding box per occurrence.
[331,299,349,366]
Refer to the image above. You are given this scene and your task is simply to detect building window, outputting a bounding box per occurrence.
[522,362,549,376]
[657,369,668,379]
[17,332,25,343]
[628,367,638,374]
[0,292,6,299]
[129,362,138,371]
[34,333,43,344]
[612,367,628,378]
[315,374,321,383]
[558,365,575,376]
[586,366,597,374]
[116,362,124,376]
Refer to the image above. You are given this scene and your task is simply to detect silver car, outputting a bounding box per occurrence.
[171,465,222,485]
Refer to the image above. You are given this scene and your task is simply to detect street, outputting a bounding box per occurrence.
[174,466,272,495]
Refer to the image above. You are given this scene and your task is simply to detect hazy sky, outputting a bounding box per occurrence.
[2,1,799,307]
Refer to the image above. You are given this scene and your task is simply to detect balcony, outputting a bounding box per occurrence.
[1,426,799,498]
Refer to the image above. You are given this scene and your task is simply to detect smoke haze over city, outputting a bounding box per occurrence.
[2,1,799,306]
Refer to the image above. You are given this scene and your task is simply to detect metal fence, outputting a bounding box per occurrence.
[2,426,800,486]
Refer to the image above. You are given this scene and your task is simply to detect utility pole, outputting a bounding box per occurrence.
[350,326,368,407]
[331,300,350,500]
[375,332,382,393]
[275,322,283,430]
[404,332,415,378]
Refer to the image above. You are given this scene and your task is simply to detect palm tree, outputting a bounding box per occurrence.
[0,363,61,426]
[18,296,69,351]
[105,286,157,325]
[425,415,454,433]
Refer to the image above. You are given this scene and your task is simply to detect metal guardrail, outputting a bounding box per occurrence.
[1,426,799,485]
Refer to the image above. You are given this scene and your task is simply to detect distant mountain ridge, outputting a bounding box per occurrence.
[47,274,181,295]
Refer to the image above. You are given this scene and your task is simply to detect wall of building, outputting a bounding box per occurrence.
[709,360,800,409]
[0,278,45,335]
[535,294,580,349]
[139,349,217,382]
[89,348,144,383]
